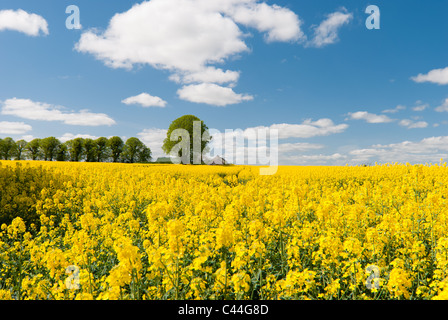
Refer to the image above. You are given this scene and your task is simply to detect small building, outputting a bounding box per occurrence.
[208,156,227,165]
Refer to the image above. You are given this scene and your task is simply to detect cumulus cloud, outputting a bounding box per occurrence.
[412,67,448,85]
[58,133,99,143]
[398,119,428,129]
[349,136,448,164]
[281,153,347,165]
[137,128,168,159]
[75,0,304,70]
[0,9,48,36]
[278,142,324,153]
[412,101,429,112]
[1,98,115,126]
[0,121,32,135]
[308,10,352,48]
[122,93,167,108]
[267,118,348,139]
[207,118,347,142]
[346,111,393,124]
[207,119,346,165]
[75,1,349,106]
[177,83,253,106]
[382,105,406,114]
[435,98,448,112]
[76,0,246,72]
[227,1,305,43]
[170,67,240,85]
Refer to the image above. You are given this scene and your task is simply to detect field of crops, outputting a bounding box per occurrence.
[1,160,448,300]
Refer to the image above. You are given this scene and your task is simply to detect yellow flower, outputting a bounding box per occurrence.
[387,267,412,299]
[7,217,26,238]
[216,221,234,249]
[167,219,184,255]
[324,279,341,297]
[2,160,448,299]
[231,272,251,294]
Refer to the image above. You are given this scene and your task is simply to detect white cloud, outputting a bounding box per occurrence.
[398,119,428,129]
[268,118,348,139]
[137,128,168,159]
[0,9,48,36]
[76,0,304,71]
[382,105,406,114]
[122,93,167,108]
[227,1,305,43]
[308,10,352,48]
[0,121,32,135]
[208,119,347,141]
[412,101,429,111]
[76,0,246,71]
[279,142,324,153]
[58,133,99,143]
[281,153,347,165]
[207,127,334,165]
[348,111,428,128]
[170,67,240,85]
[347,111,393,124]
[205,118,346,165]
[177,83,253,106]
[75,1,354,106]
[20,135,34,142]
[412,67,448,85]
[1,98,116,126]
[435,98,448,112]
[208,119,347,140]
[349,136,448,164]
[75,0,309,105]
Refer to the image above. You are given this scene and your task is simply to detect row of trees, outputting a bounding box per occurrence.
[0,136,152,163]
[0,114,211,164]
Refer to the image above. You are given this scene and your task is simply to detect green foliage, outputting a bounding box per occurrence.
[66,138,84,162]
[162,114,211,164]
[83,138,96,162]
[56,143,68,162]
[15,140,27,160]
[26,139,42,160]
[40,137,60,161]
[95,137,109,162]
[108,136,124,163]
[122,137,152,163]
[0,137,17,160]
[2,136,153,164]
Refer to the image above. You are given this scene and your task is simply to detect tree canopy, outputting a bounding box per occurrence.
[0,136,151,163]
[162,114,211,164]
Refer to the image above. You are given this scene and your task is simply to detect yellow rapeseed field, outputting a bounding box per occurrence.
[1,160,448,300]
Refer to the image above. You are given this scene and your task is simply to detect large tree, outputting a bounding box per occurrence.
[108,136,124,163]
[0,137,17,160]
[40,137,61,161]
[26,139,42,160]
[137,144,152,163]
[66,138,84,162]
[162,115,211,164]
[122,137,151,163]
[95,137,109,162]
[14,139,27,160]
[83,138,96,162]
[56,143,68,162]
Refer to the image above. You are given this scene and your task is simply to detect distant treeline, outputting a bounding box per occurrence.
[0,136,152,163]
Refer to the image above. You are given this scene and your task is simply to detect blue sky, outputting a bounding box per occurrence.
[0,0,447,165]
